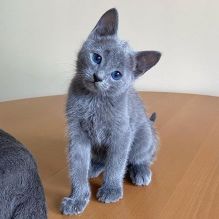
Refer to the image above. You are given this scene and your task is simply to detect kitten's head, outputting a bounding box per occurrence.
[76,8,161,96]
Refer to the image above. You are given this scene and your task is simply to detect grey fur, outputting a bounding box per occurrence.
[61,8,161,215]
[0,129,47,219]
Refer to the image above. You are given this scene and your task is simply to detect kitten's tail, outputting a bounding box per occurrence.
[149,112,157,122]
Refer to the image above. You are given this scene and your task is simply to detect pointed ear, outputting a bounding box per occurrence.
[90,8,118,37]
[134,51,161,77]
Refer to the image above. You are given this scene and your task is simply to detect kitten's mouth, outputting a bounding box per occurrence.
[92,81,102,89]
[90,80,101,86]
[85,80,100,90]
[85,79,107,92]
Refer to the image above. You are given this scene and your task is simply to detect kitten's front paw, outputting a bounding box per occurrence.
[60,193,90,215]
[97,185,123,203]
[129,164,152,186]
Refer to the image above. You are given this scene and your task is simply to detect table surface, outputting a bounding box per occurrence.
[0,92,219,219]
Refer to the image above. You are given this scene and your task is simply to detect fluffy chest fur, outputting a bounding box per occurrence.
[81,99,113,145]
[67,90,129,146]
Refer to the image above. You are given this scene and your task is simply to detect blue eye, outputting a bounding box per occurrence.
[111,71,122,80]
[92,53,102,64]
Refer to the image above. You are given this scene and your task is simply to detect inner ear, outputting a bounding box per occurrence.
[134,51,161,77]
[91,8,118,37]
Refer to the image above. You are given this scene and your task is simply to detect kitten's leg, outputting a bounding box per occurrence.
[97,133,131,203]
[89,147,105,179]
[60,131,91,215]
[128,124,158,186]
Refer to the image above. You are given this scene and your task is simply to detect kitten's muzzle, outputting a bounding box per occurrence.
[93,73,103,83]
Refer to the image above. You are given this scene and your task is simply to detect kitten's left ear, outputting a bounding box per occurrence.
[90,8,118,38]
[134,51,161,78]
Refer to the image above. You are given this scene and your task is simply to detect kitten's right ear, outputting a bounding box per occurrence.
[134,51,161,78]
[89,8,118,38]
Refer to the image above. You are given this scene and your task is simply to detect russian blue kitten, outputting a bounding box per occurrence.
[61,8,161,215]
[0,129,47,219]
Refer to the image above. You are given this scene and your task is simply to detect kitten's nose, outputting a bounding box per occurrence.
[93,73,103,82]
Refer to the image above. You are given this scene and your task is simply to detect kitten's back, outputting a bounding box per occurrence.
[0,129,47,219]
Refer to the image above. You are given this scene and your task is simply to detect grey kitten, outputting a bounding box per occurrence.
[61,8,161,215]
[0,129,47,219]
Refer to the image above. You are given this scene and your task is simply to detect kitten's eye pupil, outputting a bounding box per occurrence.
[92,53,102,64]
[111,71,122,80]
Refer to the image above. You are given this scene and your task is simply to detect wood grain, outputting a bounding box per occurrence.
[0,92,218,219]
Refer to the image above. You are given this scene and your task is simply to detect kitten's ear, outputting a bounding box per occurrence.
[90,8,118,38]
[134,51,161,77]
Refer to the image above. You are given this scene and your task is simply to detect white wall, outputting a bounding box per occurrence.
[0,0,218,101]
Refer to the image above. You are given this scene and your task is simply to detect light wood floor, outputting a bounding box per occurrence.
[0,92,219,219]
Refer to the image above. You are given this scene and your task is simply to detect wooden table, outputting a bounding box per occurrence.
[0,92,219,219]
